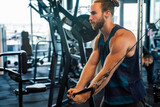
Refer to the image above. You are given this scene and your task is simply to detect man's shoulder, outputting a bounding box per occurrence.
[115,29,134,38]
[111,29,136,47]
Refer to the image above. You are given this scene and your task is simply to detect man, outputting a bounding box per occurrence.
[67,0,146,106]
[142,54,154,84]
[143,46,155,84]
[142,54,154,67]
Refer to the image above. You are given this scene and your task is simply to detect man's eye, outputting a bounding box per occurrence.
[91,12,96,15]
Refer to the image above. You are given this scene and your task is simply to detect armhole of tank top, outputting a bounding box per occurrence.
[125,47,137,60]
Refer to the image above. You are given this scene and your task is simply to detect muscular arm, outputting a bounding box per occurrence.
[67,30,136,104]
[67,35,100,102]
[75,35,100,90]
[89,30,136,95]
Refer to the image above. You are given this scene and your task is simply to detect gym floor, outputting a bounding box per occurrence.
[0,64,160,107]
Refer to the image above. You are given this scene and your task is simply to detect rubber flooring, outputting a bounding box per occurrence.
[0,65,160,107]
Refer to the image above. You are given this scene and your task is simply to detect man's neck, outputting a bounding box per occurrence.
[100,22,116,41]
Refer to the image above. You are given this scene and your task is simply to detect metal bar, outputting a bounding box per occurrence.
[47,16,58,107]
[30,0,34,49]
[144,0,151,49]
[34,41,39,83]
[0,51,26,56]
[120,1,124,26]
[73,0,79,17]
[71,29,87,66]
[48,41,52,62]
[38,0,50,13]
[29,2,48,21]
[18,53,23,107]
[67,0,73,10]
[33,40,51,83]
[58,3,84,28]
[58,4,76,22]
[48,43,57,107]
[48,0,71,106]
[137,0,144,76]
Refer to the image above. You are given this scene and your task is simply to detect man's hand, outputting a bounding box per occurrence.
[67,88,91,104]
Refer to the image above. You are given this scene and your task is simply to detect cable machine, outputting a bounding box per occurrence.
[29,0,98,107]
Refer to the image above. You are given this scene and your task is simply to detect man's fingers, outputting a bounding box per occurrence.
[67,88,81,100]
[67,88,76,99]
[67,88,74,94]
[67,92,73,99]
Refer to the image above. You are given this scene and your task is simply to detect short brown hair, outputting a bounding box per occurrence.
[94,0,119,15]
[144,54,154,61]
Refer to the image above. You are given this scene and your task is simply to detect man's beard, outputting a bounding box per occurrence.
[92,17,105,30]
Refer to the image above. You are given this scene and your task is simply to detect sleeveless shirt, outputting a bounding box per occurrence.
[98,25,146,105]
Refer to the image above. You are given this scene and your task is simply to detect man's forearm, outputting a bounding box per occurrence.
[88,69,112,96]
[75,64,97,90]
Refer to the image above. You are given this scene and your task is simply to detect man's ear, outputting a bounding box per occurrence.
[104,10,111,18]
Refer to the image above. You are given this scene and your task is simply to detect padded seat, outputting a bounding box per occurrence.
[26,83,47,93]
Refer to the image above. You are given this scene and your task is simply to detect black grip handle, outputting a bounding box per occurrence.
[72,87,93,98]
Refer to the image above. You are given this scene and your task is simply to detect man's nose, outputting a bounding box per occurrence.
[89,15,92,22]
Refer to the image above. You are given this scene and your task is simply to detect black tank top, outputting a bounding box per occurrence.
[98,25,146,105]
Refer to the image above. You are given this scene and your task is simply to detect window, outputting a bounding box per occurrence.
[123,3,146,39]
[0,0,49,64]
[0,0,49,52]
[72,0,91,15]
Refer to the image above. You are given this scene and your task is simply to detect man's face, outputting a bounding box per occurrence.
[89,2,105,30]
[144,58,153,67]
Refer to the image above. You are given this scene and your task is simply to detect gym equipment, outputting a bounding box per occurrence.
[0,51,27,107]
[147,23,159,50]
[153,68,160,103]
[153,83,160,103]
[20,30,54,85]
[29,0,98,107]
[63,14,98,66]
[33,40,52,83]
[21,31,33,56]
[0,49,57,107]
[72,14,98,43]
[20,31,35,69]
[63,14,98,43]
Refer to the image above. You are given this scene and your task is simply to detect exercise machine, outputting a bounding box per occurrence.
[29,0,98,107]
